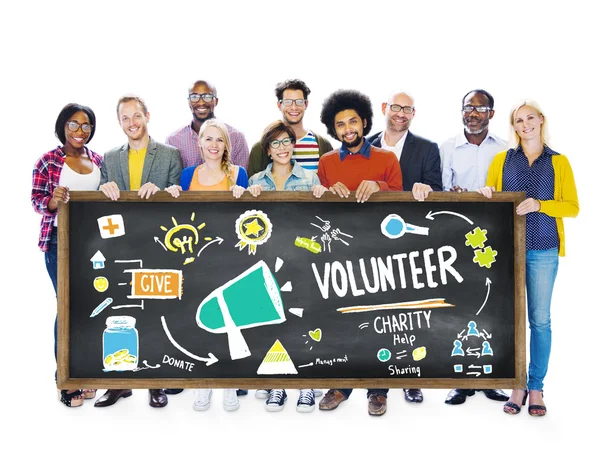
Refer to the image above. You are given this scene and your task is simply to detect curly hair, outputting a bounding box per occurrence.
[274,79,311,101]
[320,89,373,140]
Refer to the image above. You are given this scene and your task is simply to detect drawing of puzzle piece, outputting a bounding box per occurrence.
[473,246,498,268]
[465,226,488,249]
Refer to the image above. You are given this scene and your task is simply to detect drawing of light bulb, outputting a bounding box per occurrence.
[165,224,199,254]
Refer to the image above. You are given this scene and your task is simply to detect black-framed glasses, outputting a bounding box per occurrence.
[279,99,306,108]
[388,104,414,114]
[462,105,491,113]
[189,93,216,103]
[269,137,293,149]
[66,121,93,133]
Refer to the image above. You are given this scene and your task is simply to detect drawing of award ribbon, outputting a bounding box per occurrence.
[234,210,273,255]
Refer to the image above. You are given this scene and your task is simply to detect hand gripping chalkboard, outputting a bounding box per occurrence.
[56,191,526,390]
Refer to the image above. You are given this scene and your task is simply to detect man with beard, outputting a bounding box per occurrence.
[247,79,333,177]
[166,79,249,169]
[317,89,402,416]
[439,89,509,406]
[97,94,182,409]
[363,91,443,407]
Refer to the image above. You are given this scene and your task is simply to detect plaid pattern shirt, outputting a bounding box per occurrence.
[31,146,103,251]
[165,121,250,169]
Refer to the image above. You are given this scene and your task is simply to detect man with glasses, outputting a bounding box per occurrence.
[247,79,333,177]
[439,89,509,405]
[364,91,442,408]
[166,79,249,169]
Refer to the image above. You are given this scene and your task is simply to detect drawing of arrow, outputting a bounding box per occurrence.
[197,236,224,257]
[457,329,465,339]
[161,316,218,366]
[154,236,167,251]
[425,210,473,225]
[466,372,481,377]
[298,362,314,368]
[481,329,493,339]
[466,347,481,358]
[476,278,492,315]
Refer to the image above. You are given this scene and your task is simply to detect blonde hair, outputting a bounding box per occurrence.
[198,118,235,187]
[509,99,549,148]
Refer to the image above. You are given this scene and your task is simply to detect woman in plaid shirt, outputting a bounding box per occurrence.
[31,103,103,407]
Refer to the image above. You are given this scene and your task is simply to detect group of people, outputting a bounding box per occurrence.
[31,78,579,417]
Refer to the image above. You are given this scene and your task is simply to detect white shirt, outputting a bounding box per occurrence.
[54,163,101,225]
[380,131,408,162]
[439,131,507,191]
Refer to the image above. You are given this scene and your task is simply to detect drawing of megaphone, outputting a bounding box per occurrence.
[196,260,285,360]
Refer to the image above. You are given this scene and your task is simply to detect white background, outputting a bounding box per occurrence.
[2,1,598,465]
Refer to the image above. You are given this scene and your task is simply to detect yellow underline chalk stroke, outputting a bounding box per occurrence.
[337,298,454,314]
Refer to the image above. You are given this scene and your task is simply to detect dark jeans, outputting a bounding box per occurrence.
[338,388,389,398]
[44,231,58,377]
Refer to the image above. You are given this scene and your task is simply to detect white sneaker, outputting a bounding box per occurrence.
[255,389,271,399]
[265,389,287,412]
[223,389,240,411]
[313,389,323,397]
[297,389,315,413]
[192,389,212,411]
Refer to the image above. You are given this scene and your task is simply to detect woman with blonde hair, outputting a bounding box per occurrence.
[166,118,248,411]
[478,100,579,416]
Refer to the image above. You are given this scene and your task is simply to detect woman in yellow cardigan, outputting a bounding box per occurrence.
[478,100,578,417]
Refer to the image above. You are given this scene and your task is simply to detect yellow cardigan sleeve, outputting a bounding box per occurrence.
[538,155,579,218]
[485,150,508,190]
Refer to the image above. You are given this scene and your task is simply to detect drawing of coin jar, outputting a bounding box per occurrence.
[103,316,139,371]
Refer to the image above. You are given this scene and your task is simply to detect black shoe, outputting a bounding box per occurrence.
[94,389,133,408]
[236,389,249,396]
[478,388,509,401]
[149,389,168,408]
[445,389,475,405]
[403,388,423,403]
[164,388,184,395]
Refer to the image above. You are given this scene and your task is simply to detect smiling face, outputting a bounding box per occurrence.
[64,110,91,151]
[199,125,226,161]
[334,109,365,151]
[267,131,295,166]
[513,105,544,144]
[462,92,494,135]
[118,100,149,142]
[383,92,415,134]
[189,82,217,124]
[278,89,306,125]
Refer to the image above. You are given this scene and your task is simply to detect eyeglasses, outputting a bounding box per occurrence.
[279,99,306,108]
[269,137,293,149]
[388,104,414,114]
[66,121,93,133]
[189,93,216,103]
[462,105,491,113]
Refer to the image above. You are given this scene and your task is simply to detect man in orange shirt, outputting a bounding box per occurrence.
[317,89,402,203]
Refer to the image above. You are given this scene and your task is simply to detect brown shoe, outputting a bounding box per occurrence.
[319,389,347,411]
[368,394,387,416]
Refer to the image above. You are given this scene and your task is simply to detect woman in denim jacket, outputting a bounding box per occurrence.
[247,120,327,196]
[247,120,326,413]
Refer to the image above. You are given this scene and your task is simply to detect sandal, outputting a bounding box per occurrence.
[528,390,546,416]
[503,389,528,415]
[82,389,97,400]
[59,389,84,407]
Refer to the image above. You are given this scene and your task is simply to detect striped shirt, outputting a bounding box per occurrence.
[293,131,320,173]
[166,122,250,169]
[502,146,559,251]
[31,146,103,251]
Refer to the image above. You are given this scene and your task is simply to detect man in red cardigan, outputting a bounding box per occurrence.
[317,89,403,203]
[317,89,402,416]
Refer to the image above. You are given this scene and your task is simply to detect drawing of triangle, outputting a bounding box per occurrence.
[256,339,298,375]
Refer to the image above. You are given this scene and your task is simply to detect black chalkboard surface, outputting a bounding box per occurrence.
[57,191,526,389]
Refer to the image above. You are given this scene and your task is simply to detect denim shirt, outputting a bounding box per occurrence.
[248,160,320,191]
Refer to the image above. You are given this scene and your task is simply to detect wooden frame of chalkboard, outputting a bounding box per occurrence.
[57,191,526,390]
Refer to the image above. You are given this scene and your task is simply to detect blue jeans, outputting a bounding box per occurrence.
[526,248,558,391]
[44,231,58,372]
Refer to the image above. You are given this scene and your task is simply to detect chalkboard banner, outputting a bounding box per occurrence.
[57,191,526,389]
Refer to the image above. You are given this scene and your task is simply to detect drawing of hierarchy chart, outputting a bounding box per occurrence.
[87,205,500,378]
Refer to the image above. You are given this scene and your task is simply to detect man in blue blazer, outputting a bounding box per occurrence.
[97,94,182,409]
[367,91,442,412]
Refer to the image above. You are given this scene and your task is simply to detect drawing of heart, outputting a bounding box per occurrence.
[309,328,322,342]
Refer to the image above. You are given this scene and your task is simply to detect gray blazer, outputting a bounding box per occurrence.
[100,137,182,190]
